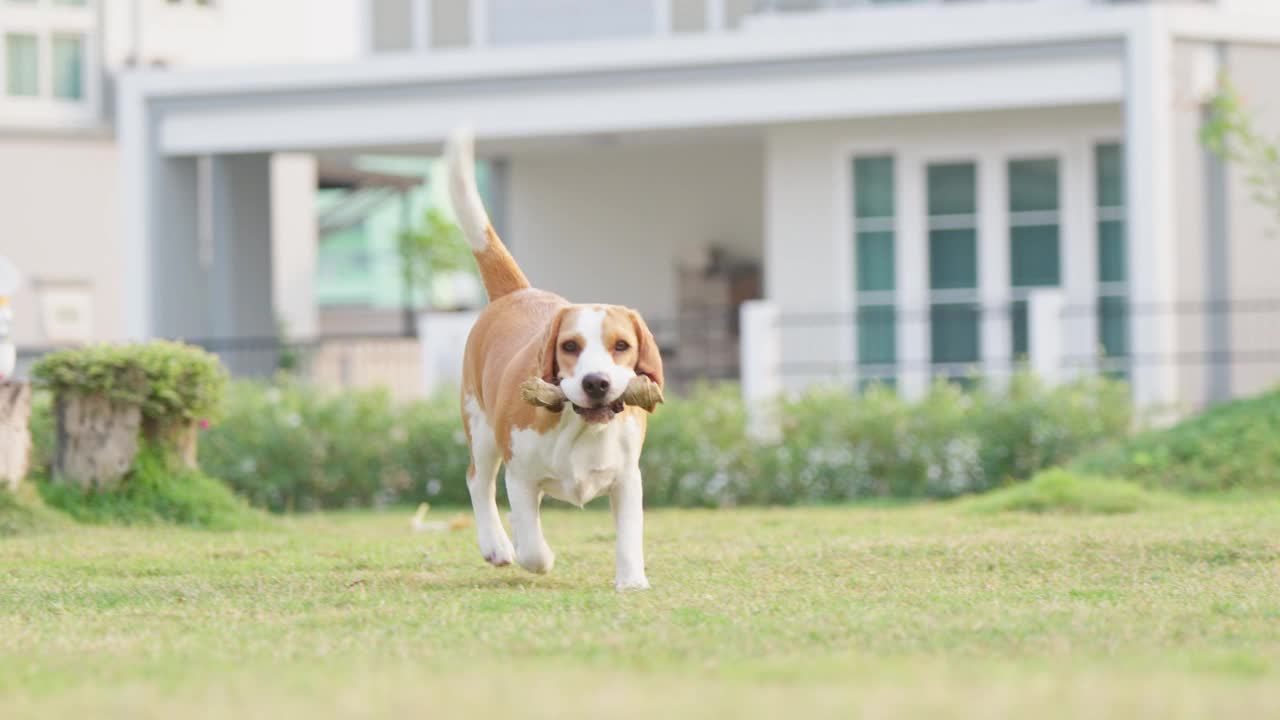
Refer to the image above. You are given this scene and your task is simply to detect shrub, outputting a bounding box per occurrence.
[36,446,266,530]
[640,383,754,507]
[28,389,54,475]
[1073,387,1280,493]
[192,373,1132,512]
[31,341,227,424]
[199,381,466,512]
[743,375,1132,503]
[963,468,1167,515]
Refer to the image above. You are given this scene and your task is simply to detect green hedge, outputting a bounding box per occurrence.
[194,374,1132,511]
[1073,387,1280,492]
[31,341,227,424]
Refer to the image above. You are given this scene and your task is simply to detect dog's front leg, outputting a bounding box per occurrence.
[610,469,649,591]
[506,472,555,574]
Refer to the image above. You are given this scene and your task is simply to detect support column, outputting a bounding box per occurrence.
[1029,289,1066,386]
[896,154,928,400]
[209,154,276,375]
[270,153,319,339]
[1126,13,1179,411]
[1063,138,1098,379]
[121,78,203,343]
[978,151,1011,386]
[740,300,780,441]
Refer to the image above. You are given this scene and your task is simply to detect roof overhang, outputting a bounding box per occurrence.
[118,3,1169,158]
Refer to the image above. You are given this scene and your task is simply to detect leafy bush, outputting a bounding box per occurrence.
[1074,387,1280,493]
[200,381,469,512]
[36,446,267,530]
[32,341,228,424]
[963,468,1167,515]
[639,383,754,506]
[28,389,54,475]
[195,374,1131,511]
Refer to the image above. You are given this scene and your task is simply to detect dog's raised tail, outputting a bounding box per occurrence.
[446,128,530,301]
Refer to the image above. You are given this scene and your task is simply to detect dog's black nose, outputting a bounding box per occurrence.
[582,374,610,400]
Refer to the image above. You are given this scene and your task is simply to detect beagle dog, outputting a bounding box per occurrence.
[447,130,663,591]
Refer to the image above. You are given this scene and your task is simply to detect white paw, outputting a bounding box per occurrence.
[614,576,650,592]
[515,542,555,575]
[479,531,516,567]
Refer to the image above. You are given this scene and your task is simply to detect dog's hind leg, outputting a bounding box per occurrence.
[464,398,515,567]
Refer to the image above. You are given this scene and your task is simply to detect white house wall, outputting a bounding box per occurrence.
[0,137,124,346]
[1224,43,1280,399]
[506,138,764,330]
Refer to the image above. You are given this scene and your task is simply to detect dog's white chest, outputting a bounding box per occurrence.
[510,414,642,507]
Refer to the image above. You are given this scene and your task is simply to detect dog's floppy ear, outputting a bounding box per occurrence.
[628,309,664,390]
[537,307,571,383]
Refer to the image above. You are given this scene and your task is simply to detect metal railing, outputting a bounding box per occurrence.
[14,298,1279,408]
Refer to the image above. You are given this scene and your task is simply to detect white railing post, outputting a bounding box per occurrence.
[1028,289,1066,386]
[740,300,781,442]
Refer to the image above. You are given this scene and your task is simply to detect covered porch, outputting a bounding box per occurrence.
[118,2,1174,400]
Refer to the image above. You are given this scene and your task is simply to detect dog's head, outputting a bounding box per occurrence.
[538,305,663,423]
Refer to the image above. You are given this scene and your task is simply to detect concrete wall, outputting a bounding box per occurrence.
[0,137,123,347]
[506,138,764,336]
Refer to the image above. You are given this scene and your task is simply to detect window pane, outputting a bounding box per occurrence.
[930,303,980,364]
[1098,220,1126,283]
[1009,158,1059,212]
[1096,143,1125,208]
[52,34,84,100]
[488,0,655,46]
[856,231,895,292]
[929,229,977,290]
[1011,225,1061,287]
[857,305,896,365]
[1098,296,1128,357]
[927,163,976,216]
[5,34,39,97]
[370,0,415,52]
[1011,300,1028,358]
[854,156,894,219]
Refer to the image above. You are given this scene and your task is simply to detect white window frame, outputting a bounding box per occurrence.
[0,0,100,130]
[1090,135,1129,377]
[836,124,1122,397]
[850,154,899,384]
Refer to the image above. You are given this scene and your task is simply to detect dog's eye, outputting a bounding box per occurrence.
[561,340,579,353]
[614,340,630,352]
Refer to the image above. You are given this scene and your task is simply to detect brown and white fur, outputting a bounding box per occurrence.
[448,130,662,591]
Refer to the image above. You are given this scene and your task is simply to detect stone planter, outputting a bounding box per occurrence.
[143,417,199,471]
[0,381,31,491]
[53,393,142,491]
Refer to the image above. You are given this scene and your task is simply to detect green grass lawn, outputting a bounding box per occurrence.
[3,500,1279,719]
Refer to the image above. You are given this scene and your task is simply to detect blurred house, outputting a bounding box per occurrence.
[0,0,365,351]
[9,0,1280,409]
